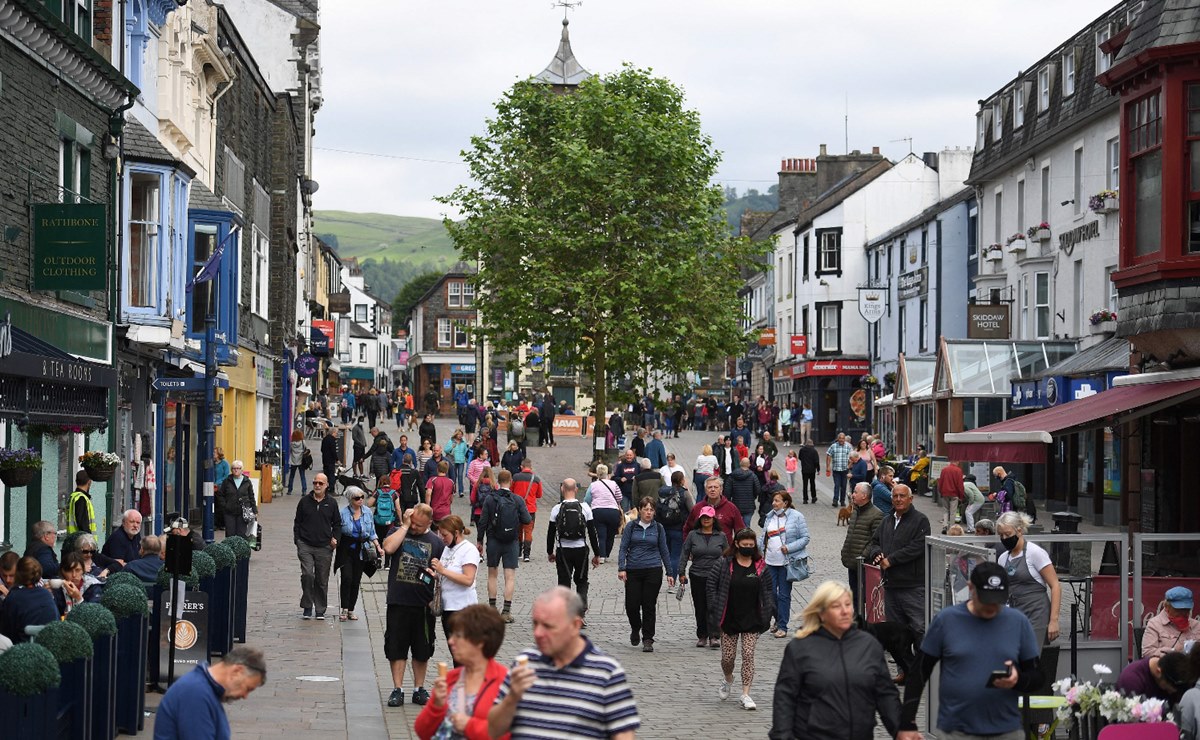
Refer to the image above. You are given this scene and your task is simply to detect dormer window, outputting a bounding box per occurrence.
[1097,24,1114,73]
[977,111,988,149]
[993,100,1003,141]
[1038,67,1051,112]
[1063,50,1077,97]
[1014,87,1026,129]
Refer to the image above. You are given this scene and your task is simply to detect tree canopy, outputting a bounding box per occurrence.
[441,65,770,443]
[391,269,444,322]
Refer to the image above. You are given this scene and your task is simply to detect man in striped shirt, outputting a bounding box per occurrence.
[489,587,639,739]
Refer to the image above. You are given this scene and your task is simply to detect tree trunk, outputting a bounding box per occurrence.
[592,330,607,464]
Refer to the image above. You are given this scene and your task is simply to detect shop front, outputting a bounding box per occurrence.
[888,355,936,456]
[789,359,872,445]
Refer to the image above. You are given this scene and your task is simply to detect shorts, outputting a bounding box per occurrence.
[385,604,435,662]
[486,538,520,569]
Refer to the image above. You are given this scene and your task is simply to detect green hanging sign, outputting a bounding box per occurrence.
[32,202,107,291]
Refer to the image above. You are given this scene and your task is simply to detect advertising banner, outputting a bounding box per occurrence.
[552,416,583,436]
[159,591,209,684]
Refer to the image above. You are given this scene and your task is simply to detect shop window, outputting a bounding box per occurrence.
[816,302,840,354]
[437,318,452,348]
[1127,91,1162,257]
[815,228,842,277]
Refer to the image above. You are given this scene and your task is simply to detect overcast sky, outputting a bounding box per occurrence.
[314,1,1114,220]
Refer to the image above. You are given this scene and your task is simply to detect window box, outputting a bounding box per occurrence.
[1088,190,1119,214]
[985,245,1004,261]
[1033,228,1051,242]
[1090,320,1116,335]
[1008,238,1028,253]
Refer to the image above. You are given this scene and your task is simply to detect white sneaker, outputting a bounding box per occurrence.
[740,694,756,710]
[718,681,731,701]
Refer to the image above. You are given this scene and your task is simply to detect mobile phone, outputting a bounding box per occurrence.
[986,666,1011,687]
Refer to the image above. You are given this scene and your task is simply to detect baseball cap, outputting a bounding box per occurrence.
[166,512,189,530]
[970,562,1009,605]
[698,506,717,519]
[1166,586,1194,610]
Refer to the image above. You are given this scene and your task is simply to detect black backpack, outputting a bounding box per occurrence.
[397,467,422,511]
[556,500,586,541]
[489,491,521,543]
[656,488,685,527]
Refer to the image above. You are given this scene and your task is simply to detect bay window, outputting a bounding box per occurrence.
[129,172,161,308]
[1188,84,1200,253]
[1128,91,1163,257]
[1035,272,1050,339]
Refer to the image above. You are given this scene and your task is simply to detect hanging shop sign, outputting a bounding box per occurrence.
[858,288,886,324]
[312,320,335,353]
[897,267,928,301]
[758,327,776,346]
[966,304,1010,339]
[32,203,107,291]
[790,335,808,355]
[295,354,318,378]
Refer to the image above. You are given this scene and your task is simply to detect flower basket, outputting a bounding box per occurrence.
[985,245,1004,261]
[1089,190,1119,214]
[1035,228,1051,241]
[1091,321,1116,336]
[83,466,115,482]
[79,451,120,483]
[1007,238,1028,252]
[0,467,36,488]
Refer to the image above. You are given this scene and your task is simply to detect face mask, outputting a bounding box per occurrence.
[737,546,756,557]
[1001,534,1020,552]
[1170,614,1191,631]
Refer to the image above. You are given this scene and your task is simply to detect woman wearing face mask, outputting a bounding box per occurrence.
[758,492,809,638]
[708,528,774,711]
[219,460,257,538]
[995,511,1061,647]
[431,515,481,662]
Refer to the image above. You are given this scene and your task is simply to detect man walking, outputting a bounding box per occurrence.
[154,646,266,740]
[613,449,640,514]
[938,461,966,530]
[798,441,820,504]
[380,504,444,708]
[67,471,95,534]
[825,433,853,507]
[867,483,931,679]
[841,482,882,611]
[682,476,743,545]
[723,457,761,529]
[480,469,532,623]
[799,403,813,445]
[512,459,543,563]
[293,473,340,619]
[644,430,667,469]
[897,563,1041,740]
[320,425,339,485]
[489,587,640,740]
[547,479,602,617]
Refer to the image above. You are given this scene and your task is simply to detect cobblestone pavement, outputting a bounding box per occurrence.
[361,417,933,739]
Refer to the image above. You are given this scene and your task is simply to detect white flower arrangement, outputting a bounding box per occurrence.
[1054,669,1175,726]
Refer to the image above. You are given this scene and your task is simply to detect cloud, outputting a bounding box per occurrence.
[314,0,1108,218]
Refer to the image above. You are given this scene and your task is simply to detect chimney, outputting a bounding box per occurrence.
[872,146,880,155]
[819,144,828,157]
[778,156,819,214]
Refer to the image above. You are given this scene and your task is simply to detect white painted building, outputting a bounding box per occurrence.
[337,259,393,389]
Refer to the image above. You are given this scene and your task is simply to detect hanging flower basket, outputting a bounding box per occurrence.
[84,466,115,482]
[0,467,36,488]
[0,448,42,488]
[79,451,120,482]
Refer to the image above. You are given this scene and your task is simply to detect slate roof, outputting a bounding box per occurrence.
[968,3,1126,185]
[1115,0,1200,62]
[123,119,195,176]
[189,180,225,211]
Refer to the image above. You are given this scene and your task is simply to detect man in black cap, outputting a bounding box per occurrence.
[896,562,1041,740]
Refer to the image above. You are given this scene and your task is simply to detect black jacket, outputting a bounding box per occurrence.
[369,433,394,477]
[866,507,931,590]
[723,468,761,515]
[293,492,341,548]
[321,434,338,467]
[770,627,900,740]
[798,445,820,474]
[24,540,60,578]
[714,445,740,476]
[220,476,258,537]
[419,419,436,446]
[706,556,773,635]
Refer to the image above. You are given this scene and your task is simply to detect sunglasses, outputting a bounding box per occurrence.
[79,549,96,554]
[351,496,364,501]
[313,482,327,486]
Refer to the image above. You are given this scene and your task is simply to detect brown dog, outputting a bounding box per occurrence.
[837,503,853,526]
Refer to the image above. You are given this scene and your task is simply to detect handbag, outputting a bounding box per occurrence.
[786,555,810,582]
[429,578,443,617]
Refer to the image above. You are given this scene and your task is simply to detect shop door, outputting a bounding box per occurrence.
[820,389,838,445]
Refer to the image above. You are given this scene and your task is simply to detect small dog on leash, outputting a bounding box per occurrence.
[836,503,854,526]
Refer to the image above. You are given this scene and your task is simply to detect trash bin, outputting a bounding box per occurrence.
[1050,511,1084,574]
[1051,511,1083,534]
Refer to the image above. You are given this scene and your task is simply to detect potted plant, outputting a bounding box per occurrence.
[35,620,94,740]
[1027,222,1052,242]
[79,450,120,482]
[65,602,118,740]
[859,374,879,387]
[0,642,62,740]
[100,583,150,734]
[0,447,41,488]
[1089,190,1119,214]
[1006,232,1028,252]
[883,371,897,391]
[1090,308,1117,334]
[985,243,1004,261]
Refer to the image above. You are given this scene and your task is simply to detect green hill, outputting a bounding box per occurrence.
[313,211,460,303]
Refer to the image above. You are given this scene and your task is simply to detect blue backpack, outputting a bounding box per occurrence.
[374,489,396,526]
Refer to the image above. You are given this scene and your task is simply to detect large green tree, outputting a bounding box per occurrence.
[442,66,770,451]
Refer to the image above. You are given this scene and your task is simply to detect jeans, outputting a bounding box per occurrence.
[593,508,621,558]
[297,542,334,615]
[663,527,683,577]
[740,510,754,529]
[286,464,307,494]
[452,461,466,493]
[801,471,817,503]
[624,567,663,641]
[555,546,590,610]
[767,563,792,630]
[831,470,848,505]
[690,574,711,638]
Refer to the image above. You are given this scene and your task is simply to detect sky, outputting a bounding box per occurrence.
[314,1,1117,220]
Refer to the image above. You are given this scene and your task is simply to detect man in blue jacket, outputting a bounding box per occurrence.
[155,646,266,740]
[644,430,667,470]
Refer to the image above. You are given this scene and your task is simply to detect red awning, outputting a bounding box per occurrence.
[944,377,1200,463]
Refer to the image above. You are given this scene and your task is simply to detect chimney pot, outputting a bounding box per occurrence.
[819,144,827,157]
[872,146,880,155]
[781,159,787,171]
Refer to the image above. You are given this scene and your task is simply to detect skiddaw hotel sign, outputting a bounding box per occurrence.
[32,203,107,291]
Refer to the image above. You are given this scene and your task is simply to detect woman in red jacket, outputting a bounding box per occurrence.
[414,604,510,740]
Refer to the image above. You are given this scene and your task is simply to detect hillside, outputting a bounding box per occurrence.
[313,210,460,303]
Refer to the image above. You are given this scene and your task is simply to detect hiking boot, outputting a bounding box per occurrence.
[501,610,514,624]
[387,689,403,707]
[412,687,430,705]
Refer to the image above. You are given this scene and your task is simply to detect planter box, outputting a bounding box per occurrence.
[1091,321,1116,335]
[0,685,60,740]
[210,567,235,657]
[1093,197,1119,214]
[57,656,92,740]
[92,632,117,740]
[1034,228,1051,242]
[1008,238,1028,252]
[114,613,148,734]
[985,249,1004,261]
[234,557,250,643]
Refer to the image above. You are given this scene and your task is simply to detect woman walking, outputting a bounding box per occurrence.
[618,498,675,652]
[446,428,470,497]
[219,460,256,537]
[680,506,727,647]
[414,605,509,740]
[470,466,496,536]
[783,450,798,497]
[750,443,772,489]
[466,447,490,493]
[856,438,876,484]
[694,444,718,498]
[586,464,623,563]
[708,528,774,710]
[996,511,1062,646]
[287,429,308,495]
[770,581,900,739]
[432,515,481,664]
[759,491,809,637]
[335,487,382,621]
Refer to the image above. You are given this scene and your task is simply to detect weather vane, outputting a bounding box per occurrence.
[553,0,582,19]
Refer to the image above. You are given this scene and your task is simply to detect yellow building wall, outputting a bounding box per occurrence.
[216,352,263,494]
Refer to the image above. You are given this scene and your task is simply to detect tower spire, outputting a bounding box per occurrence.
[535,2,591,89]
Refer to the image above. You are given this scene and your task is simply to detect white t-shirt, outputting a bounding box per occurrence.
[439,539,481,611]
[762,510,789,567]
[998,540,1052,587]
[549,500,594,549]
[660,463,686,485]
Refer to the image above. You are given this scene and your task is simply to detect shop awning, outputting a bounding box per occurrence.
[343,366,374,380]
[0,324,116,426]
[944,376,1200,462]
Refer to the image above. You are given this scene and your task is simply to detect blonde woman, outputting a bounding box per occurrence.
[995,511,1061,646]
[694,444,718,495]
[770,581,900,739]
